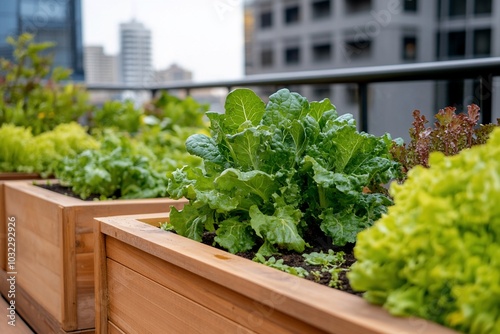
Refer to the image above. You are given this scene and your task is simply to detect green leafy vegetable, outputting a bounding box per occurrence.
[56,131,167,200]
[349,127,500,334]
[303,250,346,288]
[168,88,398,255]
[0,122,98,177]
[253,254,309,278]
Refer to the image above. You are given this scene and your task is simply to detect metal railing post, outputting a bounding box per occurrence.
[358,83,368,133]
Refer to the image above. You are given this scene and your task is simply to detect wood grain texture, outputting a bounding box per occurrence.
[0,174,41,273]
[96,214,459,334]
[0,295,34,334]
[94,220,107,334]
[107,322,125,334]
[108,258,255,334]
[3,181,187,332]
[107,237,322,333]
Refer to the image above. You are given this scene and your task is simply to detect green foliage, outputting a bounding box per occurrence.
[90,91,209,174]
[56,131,168,200]
[159,221,175,231]
[303,250,346,288]
[0,34,91,134]
[349,128,500,334]
[92,100,143,133]
[253,254,309,278]
[391,104,499,181]
[135,124,205,173]
[0,122,98,177]
[143,91,209,129]
[252,249,346,287]
[167,88,398,256]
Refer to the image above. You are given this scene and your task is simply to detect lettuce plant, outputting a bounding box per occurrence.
[0,122,98,177]
[390,104,499,180]
[167,88,399,255]
[349,128,500,334]
[57,131,168,200]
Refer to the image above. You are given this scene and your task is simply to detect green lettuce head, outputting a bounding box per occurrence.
[349,128,500,334]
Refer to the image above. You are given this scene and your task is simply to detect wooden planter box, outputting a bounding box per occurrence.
[94,213,459,334]
[0,181,187,334]
[0,173,41,273]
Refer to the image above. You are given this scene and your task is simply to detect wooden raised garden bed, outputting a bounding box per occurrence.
[0,180,187,334]
[0,173,41,273]
[94,213,458,334]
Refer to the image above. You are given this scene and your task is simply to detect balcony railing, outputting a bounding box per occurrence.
[86,57,500,132]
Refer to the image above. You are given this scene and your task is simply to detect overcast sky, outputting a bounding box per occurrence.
[82,0,244,82]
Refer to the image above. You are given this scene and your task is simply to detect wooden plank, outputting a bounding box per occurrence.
[3,181,188,332]
[94,218,108,334]
[76,233,94,254]
[107,322,125,334]
[0,182,6,272]
[107,237,323,333]
[76,253,95,330]
[0,295,34,334]
[98,214,458,334]
[74,198,186,235]
[62,207,78,331]
[107,259,253,334]
[0,269,64,334]
[5,185,64,322]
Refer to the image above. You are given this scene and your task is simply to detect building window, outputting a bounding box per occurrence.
[404,0,417,12]
[312,43,332,62]
[448,0,466,17]
[285,46,300,65]
[344,39,372,59]
[285,5,300,25]
[260,48,274,67]
[447,31,466,58]
[260,11,272,29]
[345,0,371,14]
[402,36,417,61]
[312,0,331,19]
[474,0,492,15]
[474,29,491,56]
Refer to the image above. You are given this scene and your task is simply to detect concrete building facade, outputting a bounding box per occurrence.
[244,0,499,139]
[84,46,119,84]
[119,20,153,85]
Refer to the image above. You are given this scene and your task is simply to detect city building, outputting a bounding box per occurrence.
[0,0,84,81]
[119,19,153,86]
[244,0,500,139]
[84,46,119,84]
[154,63,193,84]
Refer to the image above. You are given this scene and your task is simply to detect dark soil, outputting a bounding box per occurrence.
[39,182,361,295]
[201,225,362,296]
[36,183,103,201]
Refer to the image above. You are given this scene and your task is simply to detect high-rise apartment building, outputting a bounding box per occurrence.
[119,20,153,85]
[84,46,119,84]
[0,0,84,80]
[244,0,499,139]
